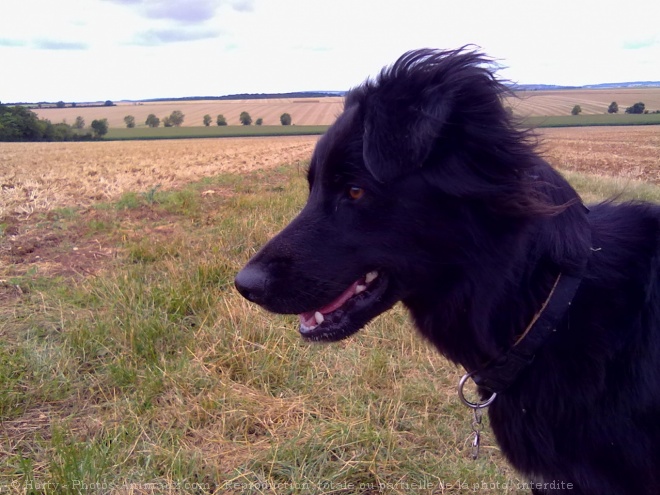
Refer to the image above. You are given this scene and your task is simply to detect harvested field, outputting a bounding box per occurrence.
[32,97,345,129]
[29,89,660,130]
[538,126,660,183]
[510,88,660,116]
[1,127,657,222]
[0,135,318,219]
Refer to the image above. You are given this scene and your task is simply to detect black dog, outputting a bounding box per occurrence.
[235,48,660,494]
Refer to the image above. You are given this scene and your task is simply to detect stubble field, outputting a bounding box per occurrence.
[0,127,659,494]
[1,127,658,222]
[0,136,317,220]
[510,88,660,116]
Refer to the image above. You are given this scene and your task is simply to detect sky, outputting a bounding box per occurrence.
[1,0,659,103]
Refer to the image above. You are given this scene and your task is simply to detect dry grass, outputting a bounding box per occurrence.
[0,136,318,219]
[2,165,515,493]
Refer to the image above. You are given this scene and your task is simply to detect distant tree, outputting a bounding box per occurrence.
[571,105,582,116]
[51,122,78,141]
[124,115,136,128]
[145,114,160,128]
[216,114,227,126]
[0,104,43,141]
[280,113,292,125]
[71,102,77,108]
[168,110,185,126]
[607,101,619,114]
[239,111,252,126]
[90,118,109,138]
[255,117,263,126]
[625,102,645,114]
[104,100,114,107]
[73,116,85,129]
[163,116,173,127]
[0,102,91,142]
[203,114,212,126]
[56,101,66,108]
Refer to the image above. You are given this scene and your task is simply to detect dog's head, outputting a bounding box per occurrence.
[235,47,579,342]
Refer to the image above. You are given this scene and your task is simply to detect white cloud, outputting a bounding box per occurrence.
[1,0,658,102]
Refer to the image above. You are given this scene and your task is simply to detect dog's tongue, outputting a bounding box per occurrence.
[299,280,360,326]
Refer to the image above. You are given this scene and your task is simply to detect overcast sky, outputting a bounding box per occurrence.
[2,0,659,102]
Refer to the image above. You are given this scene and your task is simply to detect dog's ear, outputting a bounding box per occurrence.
[362,98,449,183]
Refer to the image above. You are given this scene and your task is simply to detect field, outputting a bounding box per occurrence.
[30,89,660,131]
[539,126,660,189]
[510,88,660,116]
[32,98,345,129]
[0,136,317,219]
[1,128,659,494]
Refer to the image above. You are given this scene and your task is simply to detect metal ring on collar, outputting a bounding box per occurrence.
[457,371,497,409]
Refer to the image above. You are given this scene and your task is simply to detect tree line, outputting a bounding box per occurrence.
[138,111,294,128]
[1,102,296,141]
[571,101,655,115]
[0,102,109,141]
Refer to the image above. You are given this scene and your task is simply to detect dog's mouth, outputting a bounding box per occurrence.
[298,270,390,341]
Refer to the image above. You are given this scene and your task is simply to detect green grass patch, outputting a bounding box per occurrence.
[49,207,78,220]
[524,112,660,128]
[103,117,660,142]
[1,162,657,493]
[105,125,330,140]
[560,169,660,204]
[115,191,142,210]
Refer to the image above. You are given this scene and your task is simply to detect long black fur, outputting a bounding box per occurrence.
[235,47,660,494]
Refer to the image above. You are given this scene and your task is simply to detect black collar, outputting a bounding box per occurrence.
[464,204,591,398]
[469,270,585,395]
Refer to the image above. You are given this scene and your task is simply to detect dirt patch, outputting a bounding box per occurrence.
[0,185,232,280]
[4,232,114,279]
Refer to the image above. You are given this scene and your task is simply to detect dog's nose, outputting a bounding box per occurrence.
[234,265,267,304]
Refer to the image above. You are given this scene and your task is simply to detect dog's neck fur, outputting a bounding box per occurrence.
[405,162,591,373]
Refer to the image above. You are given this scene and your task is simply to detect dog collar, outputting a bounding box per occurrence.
[465,271,584,400]
[459,204,592,407]
[457,268,587,459]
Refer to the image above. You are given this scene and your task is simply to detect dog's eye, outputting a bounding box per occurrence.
[348,186,365,200]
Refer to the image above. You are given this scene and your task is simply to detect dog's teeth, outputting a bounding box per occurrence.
[365,271,378,284]
[314,311,324,325]
[355,284,367,294]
